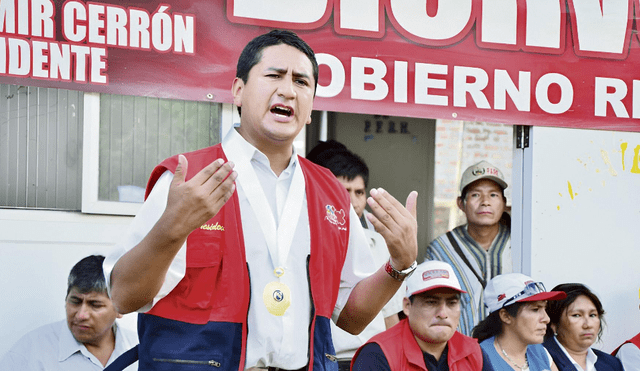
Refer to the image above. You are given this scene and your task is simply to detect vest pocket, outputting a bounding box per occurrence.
[153,358,221,367]
[187,227,223,268]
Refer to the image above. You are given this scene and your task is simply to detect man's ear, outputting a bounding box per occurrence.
[402,297,411,318]
[232,77,244,108]
[456,197,465,211]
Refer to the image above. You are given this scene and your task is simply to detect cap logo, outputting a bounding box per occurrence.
[497,293,506,301]
[423,269,449,281]
[471,168,485,176]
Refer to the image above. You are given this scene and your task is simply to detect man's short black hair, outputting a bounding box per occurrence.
[235,29,318,115]
[307,140,369,187]
[66,255,107,297]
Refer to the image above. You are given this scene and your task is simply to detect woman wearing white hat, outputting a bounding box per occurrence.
[472,273,567,371]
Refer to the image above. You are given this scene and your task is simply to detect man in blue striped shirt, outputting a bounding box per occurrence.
[425,160,511,336]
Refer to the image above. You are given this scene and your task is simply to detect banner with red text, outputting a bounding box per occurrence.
[2,0,640,132]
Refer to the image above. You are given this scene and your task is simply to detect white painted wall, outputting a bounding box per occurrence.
[0,209,136,358]
[527,126,640,352]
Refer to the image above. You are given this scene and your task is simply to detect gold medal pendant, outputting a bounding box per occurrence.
[263,281,291,316]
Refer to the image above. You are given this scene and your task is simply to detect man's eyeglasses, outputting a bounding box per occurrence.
[501,281,546,308]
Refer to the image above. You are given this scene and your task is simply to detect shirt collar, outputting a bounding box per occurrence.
[58,320,121,367]
[58,320,86,362]
[222,127,298,177]
[554,336,598,371]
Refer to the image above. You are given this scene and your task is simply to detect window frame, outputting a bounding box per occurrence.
[81,93,237,216]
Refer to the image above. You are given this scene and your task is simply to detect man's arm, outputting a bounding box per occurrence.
[109,155,236,314]
[337,189,418,334]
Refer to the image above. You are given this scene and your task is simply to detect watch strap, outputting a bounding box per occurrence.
[384,259,417,281]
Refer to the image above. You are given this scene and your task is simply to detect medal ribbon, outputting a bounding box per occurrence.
[233,152,305,273]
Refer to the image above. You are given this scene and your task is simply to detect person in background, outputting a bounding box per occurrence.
[612,287,640,370]
[308,141,403,371]
[351,260,493,371]
[543,283,623,371]
[473,273,566,371]
[426,161,511,336]
[0,255,138,371]
[104,30,419,371]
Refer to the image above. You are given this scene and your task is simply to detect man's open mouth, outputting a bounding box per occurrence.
[271,104,293,117]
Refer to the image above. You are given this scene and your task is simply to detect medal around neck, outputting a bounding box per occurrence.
[263,281,291,316]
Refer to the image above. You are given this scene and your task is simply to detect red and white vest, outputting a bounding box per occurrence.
[135,144,351,371]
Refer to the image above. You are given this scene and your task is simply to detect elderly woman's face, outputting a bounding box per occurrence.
[556,295,600,352]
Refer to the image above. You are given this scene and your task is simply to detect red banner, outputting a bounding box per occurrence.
[2,0,640,132]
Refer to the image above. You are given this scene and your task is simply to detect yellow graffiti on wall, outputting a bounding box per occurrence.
[621,142,628,171]
[567,181,575,200]
[600,150,618,176]
[561,141,638,211]
[631,144,640,174]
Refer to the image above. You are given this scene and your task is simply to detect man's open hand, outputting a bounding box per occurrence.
[162,155,237,240]
[366,188,418,270]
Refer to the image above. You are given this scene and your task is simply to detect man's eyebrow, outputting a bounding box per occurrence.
[266,67,311,80]
[266,67,287,74]
[292,71,311,80]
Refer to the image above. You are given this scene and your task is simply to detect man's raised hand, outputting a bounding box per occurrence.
[163,155,237,240]
[366,188,418,270]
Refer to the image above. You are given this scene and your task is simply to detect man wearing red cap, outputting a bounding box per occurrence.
[425,160,511,336]
[351,261,492,371]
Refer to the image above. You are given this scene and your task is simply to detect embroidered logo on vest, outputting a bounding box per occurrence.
[325,205,347,230]
[200,222,225,231]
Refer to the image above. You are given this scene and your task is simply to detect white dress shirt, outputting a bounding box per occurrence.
[104,128,377,369]
[0,320,138,371]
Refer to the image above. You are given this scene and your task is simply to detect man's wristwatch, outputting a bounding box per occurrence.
[384,259,417,281]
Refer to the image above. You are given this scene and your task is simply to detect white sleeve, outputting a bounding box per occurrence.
[103,170,187,313]
[331,206,378,322]
[616,343,640,371]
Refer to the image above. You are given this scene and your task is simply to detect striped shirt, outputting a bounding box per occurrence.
[425,224,511,336]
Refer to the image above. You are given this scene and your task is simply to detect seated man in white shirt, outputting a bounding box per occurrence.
[0,255,138,371]
[104,30,419,371]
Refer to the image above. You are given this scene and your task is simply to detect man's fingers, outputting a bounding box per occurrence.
[191,158,226,185]
[172,155,188,186]
[405,191,418,220]
[368,188,406,224]
[203,161,236,195]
